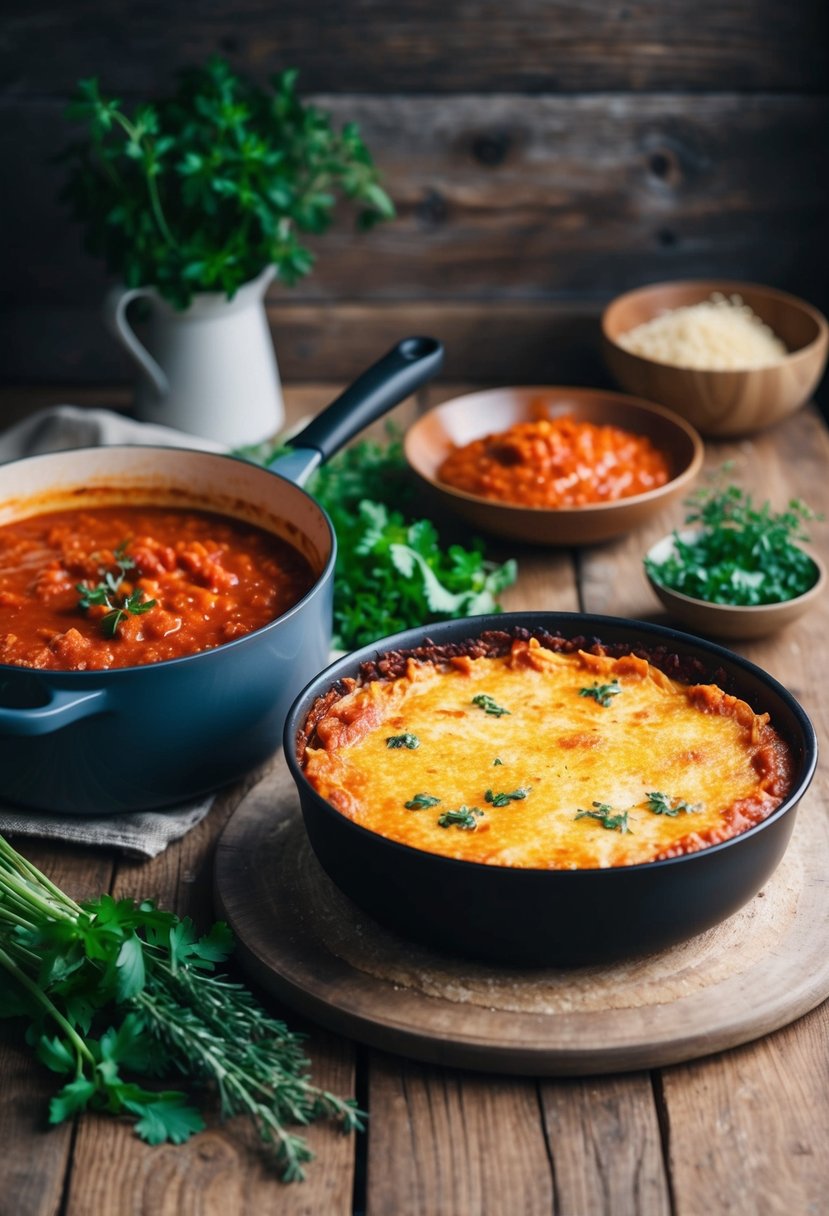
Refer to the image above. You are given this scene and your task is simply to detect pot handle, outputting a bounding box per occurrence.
[0,688,108,737]
[274,336,444,481]
[104,285,170,398]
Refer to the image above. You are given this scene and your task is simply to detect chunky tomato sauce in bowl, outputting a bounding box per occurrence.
[405,387,703,545]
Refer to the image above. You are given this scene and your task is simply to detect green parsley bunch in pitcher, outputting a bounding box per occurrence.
[59,56,395,308]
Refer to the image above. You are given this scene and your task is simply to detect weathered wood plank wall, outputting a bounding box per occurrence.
[0,1,827,385]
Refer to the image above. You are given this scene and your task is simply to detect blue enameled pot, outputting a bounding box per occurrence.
[0,338,443,813]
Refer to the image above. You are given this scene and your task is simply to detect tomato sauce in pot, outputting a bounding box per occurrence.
[0,505,317,671]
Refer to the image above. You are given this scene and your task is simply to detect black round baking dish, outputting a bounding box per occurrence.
[283,613,818,966]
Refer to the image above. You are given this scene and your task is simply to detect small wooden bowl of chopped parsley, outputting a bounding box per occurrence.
[644,483,825,639]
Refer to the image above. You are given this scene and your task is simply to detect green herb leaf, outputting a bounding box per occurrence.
[386,733,420,750]
[115,935,146,1001]
[301,432,517,651]
[76,542,157,638]
[0,831,364,1183]
[49,1077,98,1122]
[36,1035,76,1075]
[437,806,484,831]
[404,793,441,810]
[60,58,395,308]
[645,791,702,817]
[123,1089,206,1145]
[472,694,511,717]
[645,477,822,606]
[484,787,530,807]
[575,802,632,833]
[578,681,622,708]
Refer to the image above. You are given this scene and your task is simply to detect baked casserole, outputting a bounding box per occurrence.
[299,632,794,870]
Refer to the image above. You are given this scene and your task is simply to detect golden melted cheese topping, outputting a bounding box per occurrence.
[303,640,793,869]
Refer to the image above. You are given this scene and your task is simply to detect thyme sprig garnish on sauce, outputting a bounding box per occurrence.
[386,733,420,749]
[485,787,530,807]
[472,694,511,717]
[578,681,622,708]
[575,802,632,834]
[645,791,702,817]
[404,793,441,810]
[76,540,157,638]
[437,806,483,831]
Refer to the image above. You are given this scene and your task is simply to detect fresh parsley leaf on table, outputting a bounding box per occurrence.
[308,434,517,649]
[0,837,362,1183]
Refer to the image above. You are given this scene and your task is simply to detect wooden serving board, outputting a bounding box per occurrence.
[214,753,829,1076]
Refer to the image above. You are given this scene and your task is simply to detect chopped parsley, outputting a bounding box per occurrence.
[472,694,511,717]
[575,802,632,834]
[578,681,622,708]
[386,733,420,750]
[437,806,483,831]
[645,791,701,817]
[493,758,503,766]
[644,478,822,606]
[404,793,441,810]
[485,787,530,807]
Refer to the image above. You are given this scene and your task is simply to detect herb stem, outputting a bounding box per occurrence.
[0,836,85,915]
[0,945,94,1074]
[109,110,180,251]
[0,869,78,925]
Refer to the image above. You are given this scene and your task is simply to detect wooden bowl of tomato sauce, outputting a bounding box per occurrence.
[404,387,704,545]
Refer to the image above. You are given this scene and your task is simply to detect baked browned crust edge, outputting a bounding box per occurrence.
[295,627,733,764]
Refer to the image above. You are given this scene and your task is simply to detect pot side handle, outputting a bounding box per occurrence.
[274,337,444,483]
[0,688,108,737]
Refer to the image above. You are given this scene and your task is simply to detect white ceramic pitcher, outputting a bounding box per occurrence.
[104,265,284,448]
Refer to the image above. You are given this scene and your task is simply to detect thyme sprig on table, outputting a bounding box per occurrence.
[76,541,157,638]
[0,834,362,1182]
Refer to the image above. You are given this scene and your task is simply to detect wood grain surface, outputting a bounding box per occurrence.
[4,2,828,96]
[2,0,827,385]
[0,386,827,1215]
[214,753,829,1075]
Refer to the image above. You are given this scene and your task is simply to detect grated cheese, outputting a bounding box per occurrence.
[617,292,788,370]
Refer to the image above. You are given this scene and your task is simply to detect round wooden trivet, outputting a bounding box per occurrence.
[214,753,829,1075]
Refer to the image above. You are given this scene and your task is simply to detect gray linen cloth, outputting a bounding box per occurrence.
[0,405,227,858]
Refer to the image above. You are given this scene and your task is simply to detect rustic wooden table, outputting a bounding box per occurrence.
[0,384,827,1216]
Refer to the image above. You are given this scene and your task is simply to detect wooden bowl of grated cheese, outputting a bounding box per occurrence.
[602,280,828,437]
